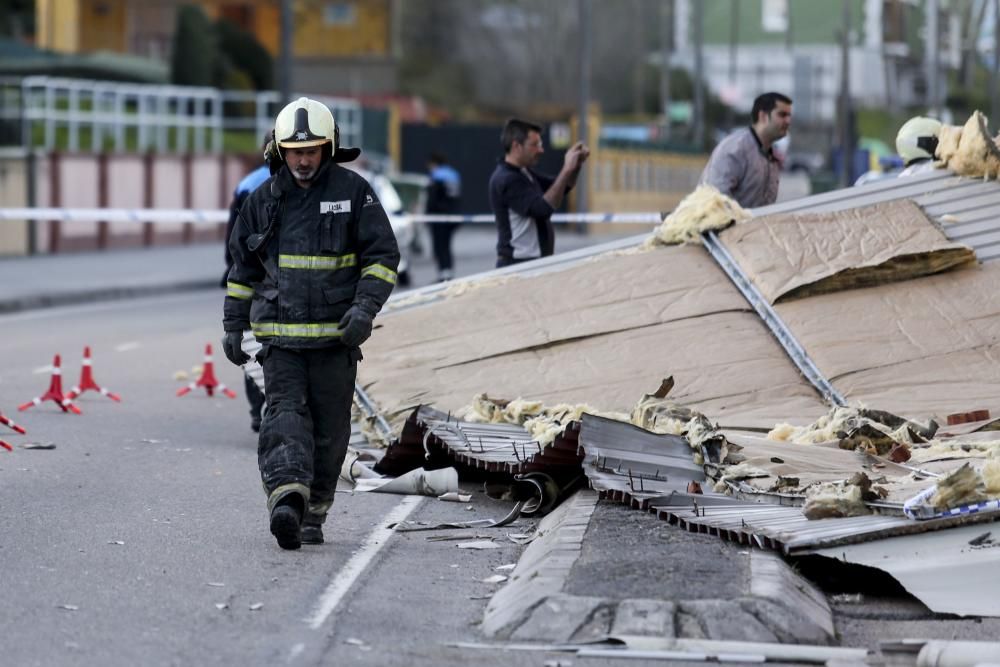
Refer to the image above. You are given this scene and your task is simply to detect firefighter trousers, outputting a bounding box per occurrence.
[257,344,359,525]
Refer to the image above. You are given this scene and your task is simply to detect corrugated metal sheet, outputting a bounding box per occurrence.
[646,494,1000,555]
[754,170,1000,261]
[813,522,1000,616]
[373,405,583,477]
[578,413,704,510]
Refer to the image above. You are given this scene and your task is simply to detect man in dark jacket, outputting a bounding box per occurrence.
[222,97,400,550]
[488,118,589,267]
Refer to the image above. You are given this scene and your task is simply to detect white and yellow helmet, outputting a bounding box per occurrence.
[273,96,360,163]
[895,116,942,164]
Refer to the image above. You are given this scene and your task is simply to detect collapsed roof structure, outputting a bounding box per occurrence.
[359,159,1000,618]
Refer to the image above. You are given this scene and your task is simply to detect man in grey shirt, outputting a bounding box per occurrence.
[700,92,792,208]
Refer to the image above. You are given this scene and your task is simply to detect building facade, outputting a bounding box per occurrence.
[35,0,400,95]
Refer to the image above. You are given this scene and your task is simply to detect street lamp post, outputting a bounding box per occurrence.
[576,0,591,215]
[279,0,293,104]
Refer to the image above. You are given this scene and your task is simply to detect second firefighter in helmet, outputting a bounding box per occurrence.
[222,97,400,550]
[895,116,941,177]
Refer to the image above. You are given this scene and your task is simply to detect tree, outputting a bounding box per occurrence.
[215,18,273,91]
[0,0,34,39]
[170,4,218,87]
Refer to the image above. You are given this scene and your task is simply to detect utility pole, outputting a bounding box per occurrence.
[660,0,673,140]
[576,0,592,215]
[693,0,705,149]
[926,0,939,116]
[838,0,852,188]
[993,0,1000,121]
[727,0,739,129]
[279,0,294,104]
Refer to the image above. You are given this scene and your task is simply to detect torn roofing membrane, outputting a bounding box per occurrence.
[360,244,827,430]
[720,199,975,303]
[774,262,1000,418]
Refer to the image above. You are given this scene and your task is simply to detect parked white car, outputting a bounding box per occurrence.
[351,169,414,287]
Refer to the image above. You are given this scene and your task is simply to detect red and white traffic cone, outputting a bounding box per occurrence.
[66,346,121,402]
[177,343,237,399]
[0,440,12,452]
[18,354,82,414]
[1,410,26,434]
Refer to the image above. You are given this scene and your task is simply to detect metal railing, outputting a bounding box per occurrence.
[0,75,362,154]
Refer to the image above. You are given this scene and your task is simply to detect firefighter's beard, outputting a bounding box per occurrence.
[292,164,318,182]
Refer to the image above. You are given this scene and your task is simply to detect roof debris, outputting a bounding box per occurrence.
[767,406,936,451]
[354,161,1000,620]
[460,393,628,448]
[936,111,1000,179]
[803,473,879,520]
[644,184,751,246]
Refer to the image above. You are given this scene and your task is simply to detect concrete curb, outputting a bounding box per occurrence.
[482,490,837,646]
[0,280,219,314]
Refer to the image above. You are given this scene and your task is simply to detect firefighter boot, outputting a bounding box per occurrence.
[270,495,303,550]
[301,513,325,545]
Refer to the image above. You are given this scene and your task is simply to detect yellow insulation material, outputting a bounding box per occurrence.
[767,407,862,444]
[983,459,1000,495]
[929,462,988,510]
[934,110,1000,179]
[459,388,727,455]
[459,393,629,447]
[908,439,1000,463]
[767,406,928,447]
[947,112,1000,179]
[644,185,751,247]
[803,481,870,520]
[631,387,695,436]
[935,123,963,166]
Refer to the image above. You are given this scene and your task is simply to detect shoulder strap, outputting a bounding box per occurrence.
[247,179,285,252]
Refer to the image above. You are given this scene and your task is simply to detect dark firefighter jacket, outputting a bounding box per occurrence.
[223,161,400,348]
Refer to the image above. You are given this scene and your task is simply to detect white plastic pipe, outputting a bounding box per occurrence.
[918,641,1000,667]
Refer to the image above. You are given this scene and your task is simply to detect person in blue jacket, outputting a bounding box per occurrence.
[425,152,462,282]
[222,136,274,432]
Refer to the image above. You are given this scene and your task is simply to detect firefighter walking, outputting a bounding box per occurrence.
[222,97,400,550]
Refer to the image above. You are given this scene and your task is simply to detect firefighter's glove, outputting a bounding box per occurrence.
[222,330,250,366]
[339,305,374,348]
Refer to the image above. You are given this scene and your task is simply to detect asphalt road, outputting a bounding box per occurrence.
[0,291,727,667]
[3,192,999,665]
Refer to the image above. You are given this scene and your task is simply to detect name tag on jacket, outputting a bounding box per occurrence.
[320,200,351,214]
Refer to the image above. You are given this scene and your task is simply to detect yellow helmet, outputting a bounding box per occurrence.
[896,116,942,163]
[273,97,360,163]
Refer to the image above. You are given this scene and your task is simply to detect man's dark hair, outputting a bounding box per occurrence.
[428,151,447,166]
[501,118,542,153]
[750,92,792,124]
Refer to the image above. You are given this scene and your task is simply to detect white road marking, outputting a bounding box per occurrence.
[306,495,424,630]
[115,341,141,352]
[32,364,54,374]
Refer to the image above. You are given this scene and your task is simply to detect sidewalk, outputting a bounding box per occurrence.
[0,243,225,313]
[0,226,640,314]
